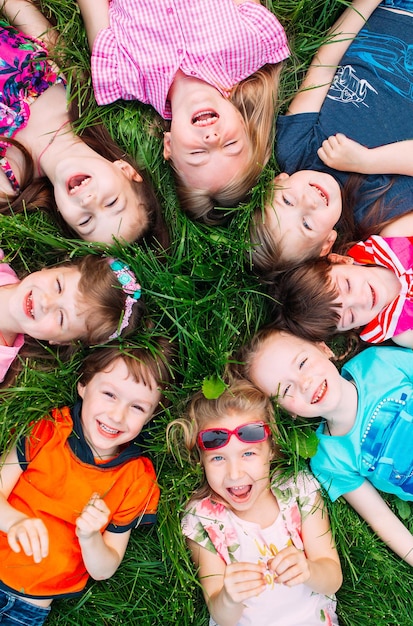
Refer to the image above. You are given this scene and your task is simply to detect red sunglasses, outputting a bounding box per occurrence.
[197,422,271,451]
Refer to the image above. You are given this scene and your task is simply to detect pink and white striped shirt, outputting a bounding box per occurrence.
[347,235,413,343]
[91,0,289,118]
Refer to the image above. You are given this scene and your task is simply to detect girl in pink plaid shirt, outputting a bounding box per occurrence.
[77,0,290,225]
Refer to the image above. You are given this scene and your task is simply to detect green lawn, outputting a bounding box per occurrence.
[1,1,413,624]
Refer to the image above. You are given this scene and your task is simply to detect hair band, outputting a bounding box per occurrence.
[108,259,141,339]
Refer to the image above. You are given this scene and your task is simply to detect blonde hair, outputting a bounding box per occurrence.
[167,378,280,502]
[171,64,284,224]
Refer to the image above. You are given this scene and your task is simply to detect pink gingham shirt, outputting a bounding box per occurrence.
[91,0,289,118]
[347,235,413,343]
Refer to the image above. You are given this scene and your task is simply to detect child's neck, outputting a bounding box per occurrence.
[0,283,21,343]
[322,377,358,437]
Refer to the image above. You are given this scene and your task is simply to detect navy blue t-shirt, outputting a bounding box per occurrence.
[276,7,413,225]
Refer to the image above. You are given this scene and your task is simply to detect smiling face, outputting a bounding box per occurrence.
[10,266,90,343]
[200,410,275,521]
[329,262,399,331]
[164,78,249,194]
[265,171,341,262]
[249,331,343,419]
[53,158,147,244]
[78,357,161,458]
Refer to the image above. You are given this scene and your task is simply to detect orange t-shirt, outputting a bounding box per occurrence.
[0,406,160,599]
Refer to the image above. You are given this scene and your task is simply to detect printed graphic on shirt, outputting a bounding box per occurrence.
[327,29,413,106]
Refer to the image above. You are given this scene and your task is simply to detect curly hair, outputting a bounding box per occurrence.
[166,378,280,503]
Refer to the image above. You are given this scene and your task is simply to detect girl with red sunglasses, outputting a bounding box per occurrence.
[167,379,342,626]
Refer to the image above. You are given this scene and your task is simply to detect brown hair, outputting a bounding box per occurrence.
[266,257,342,342]
[170,64,284,225]
[167,378,280,503]
[0,118,169,250]
[79,337,174,410]
[67,255,146,345]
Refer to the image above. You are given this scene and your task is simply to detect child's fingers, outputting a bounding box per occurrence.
[76,494,110,536]
[268,546,310,587]
[224,562,266,602]
[8,519,49,563]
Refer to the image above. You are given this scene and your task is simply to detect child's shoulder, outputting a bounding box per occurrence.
[272,469,321,508]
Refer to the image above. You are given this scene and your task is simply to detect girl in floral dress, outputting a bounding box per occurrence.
[167,380,342,626]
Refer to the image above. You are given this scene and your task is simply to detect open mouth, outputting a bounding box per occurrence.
[227,485,252,501]
[25,291,35,319]
[191,110,219,126]
[311,380,327,404]
[310,184,328,206]
[370,284,376,309]
[97,420,121,437]
[67,175,91,195]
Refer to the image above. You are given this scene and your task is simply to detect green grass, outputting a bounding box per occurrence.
[1,1,413,624]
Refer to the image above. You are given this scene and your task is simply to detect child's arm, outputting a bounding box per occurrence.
[75,493,130,580]
[344,481,413,566]
[1,0,57,47]
[0,447,49,563]
[76,0,110,50]
[380,213,413,237]
[186,538,266,626]
[391,330,413,349]
[288,0,382,116]
[318,134,413,176]
[268,493,342,595]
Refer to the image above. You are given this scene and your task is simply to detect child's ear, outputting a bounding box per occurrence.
[77,381,85,399]
[328,252,354,265]
[274,172,289,184]
[320,230,337,256]
[115,160,143,183]
[316,341,335,359]
[163,132,172,160]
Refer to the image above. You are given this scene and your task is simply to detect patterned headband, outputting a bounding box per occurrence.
[108,259,142,339]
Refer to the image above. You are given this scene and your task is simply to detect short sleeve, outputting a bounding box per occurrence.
[107,457,160,532]
[276,113,323,173]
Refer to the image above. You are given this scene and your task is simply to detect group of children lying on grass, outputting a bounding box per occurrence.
[1,0,413,624]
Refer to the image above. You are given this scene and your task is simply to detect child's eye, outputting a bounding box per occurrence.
[299,358,307,369]
[282,195,293,207]
[211,454,224,462]
[283,383,291,398]
[303,218,312,231]
[56,278,62,294]
[224,141,237,148]
[133,404,144,412]
[346,279,350,293]
[59,311,64,328]
[190,150,205,155]
[79,215,92,227]
[243,451,255,457]
[106,198,118,208]
[103,391,115,399]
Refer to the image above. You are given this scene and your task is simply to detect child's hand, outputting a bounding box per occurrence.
[75,493,110,540]
[317,133,371,173]
[268,546,310,587]
[223,561,266,604]
[7,517,49,563]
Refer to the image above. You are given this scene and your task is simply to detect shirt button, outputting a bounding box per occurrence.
[191,71,196,76]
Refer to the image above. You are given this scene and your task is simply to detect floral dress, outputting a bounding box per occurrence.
[182,471,338,626]
[0,20,64,192]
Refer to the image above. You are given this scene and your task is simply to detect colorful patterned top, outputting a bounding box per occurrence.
[0,21,64,192]
[347,235,413,343]
[91,0,289,118]
[182,472,338,626]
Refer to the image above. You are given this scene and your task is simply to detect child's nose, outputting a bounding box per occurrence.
[299,375,311,393]
[227,460,243,481]
[203,131,220,145]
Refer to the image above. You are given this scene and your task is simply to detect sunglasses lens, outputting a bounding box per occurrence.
[238,423,267,442]
[200,429,229,450]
